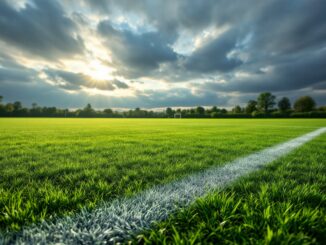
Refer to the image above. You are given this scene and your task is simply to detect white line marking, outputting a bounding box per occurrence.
[2,127,325,244]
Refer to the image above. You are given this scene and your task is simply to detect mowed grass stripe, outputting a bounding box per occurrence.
[3,127,325,244]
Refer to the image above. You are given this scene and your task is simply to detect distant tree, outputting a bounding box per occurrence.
[220,108,228,114]
[231,105,242,113]
[210,106,219,113]
[245,100,257,114]
[278,97,291,112]
[13,101,22,112]
[196,106,205,115]
[43,107,57,116]
[0,96,4,115]
[211,112,219,118]
[133,107,146,117]
[30,103,43,116]
[189,108,196,114]
[79,103,95,117]
[104,108,113,115]
[318,106,326,112]
[257,92,276,113]
[252,111,265,118]
[5,103,14,113]
[294,96,316,112]
[63,109,69,117]
[166,107,173,117]
[85,103,93,111]
[181,109,187,117]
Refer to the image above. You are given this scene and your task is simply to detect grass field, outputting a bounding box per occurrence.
[135,133,326,244]
[0,118,325,241]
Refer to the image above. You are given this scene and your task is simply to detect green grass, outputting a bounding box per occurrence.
[0,118,325,233]
[135,133,326,244]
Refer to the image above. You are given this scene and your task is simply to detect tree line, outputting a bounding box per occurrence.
[0,93,325,118]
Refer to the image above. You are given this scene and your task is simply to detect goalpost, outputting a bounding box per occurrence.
[174,113,182,118]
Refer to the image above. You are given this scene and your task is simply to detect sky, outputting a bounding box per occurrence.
[0,0,325,109]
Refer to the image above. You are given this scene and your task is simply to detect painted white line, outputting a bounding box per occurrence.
[2,127,326,244]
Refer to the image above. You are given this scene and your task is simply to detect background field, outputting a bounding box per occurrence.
[0,118,325,234]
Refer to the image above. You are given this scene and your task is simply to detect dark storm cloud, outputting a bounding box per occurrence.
[0,54,37,83]
[185,29,243,72]
[204,49,326,93]
[82,0,252,33]
[113,80,129,89]
[98,21,177,77]
[44,69,129,91]
[251,0,326,55]
[0,67,35,83]
[0,80,89,107]
[312,82,326,90]
[0,0,84,59]
[45,69,91,90]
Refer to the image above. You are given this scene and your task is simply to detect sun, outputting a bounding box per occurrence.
[87,60,114,81]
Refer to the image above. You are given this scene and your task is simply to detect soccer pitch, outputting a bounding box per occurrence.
[0,118,325,243]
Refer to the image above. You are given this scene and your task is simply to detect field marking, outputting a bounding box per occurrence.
[2,127,325,244]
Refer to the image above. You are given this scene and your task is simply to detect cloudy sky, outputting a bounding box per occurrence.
[0,0,325,109]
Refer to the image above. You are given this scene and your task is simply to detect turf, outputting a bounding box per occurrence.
[0,118,325,233]
[135,132,326,244]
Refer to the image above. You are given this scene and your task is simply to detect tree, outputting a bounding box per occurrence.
[257,92,276,113]
[104,108,113,115]
[43,107,57,116]
[79,103,95,117]
[245,100,257,114]
[30,103,42,116]
[189,108,196,114]
[294,96,316,112]
[318,106,326,112]
[211,112,219,118]
[13,101,22,112]
[0,96,4,116]
[231,105,242,113]
[278,97,291,112]
[85,104,93,110]
[196,106,205,115]
[5,103,14,113]
[220,108,228,114]
[210,106,219,113]
[166,107,173,117]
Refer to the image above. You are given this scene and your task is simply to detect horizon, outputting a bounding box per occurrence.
[0,0,326,109]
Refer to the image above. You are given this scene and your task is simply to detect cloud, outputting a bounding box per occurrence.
[203,49,326,93]
[44,69,129,91]
[0,54,38,83]
[98,21,178,77]
[250,0,326,55]
[113,80,129,89]
[184,29,243,72]
[0,0,84,59]
[0,67,35,83]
